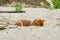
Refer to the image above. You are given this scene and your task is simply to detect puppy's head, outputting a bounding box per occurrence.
[32,19,45,26]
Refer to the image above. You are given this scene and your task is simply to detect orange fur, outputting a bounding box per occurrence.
[32,19,44,26]
[15,20,31,26]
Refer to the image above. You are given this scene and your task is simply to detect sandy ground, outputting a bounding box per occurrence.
[0,8,60,40]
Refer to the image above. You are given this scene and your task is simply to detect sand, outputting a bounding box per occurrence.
[0,8,60,40]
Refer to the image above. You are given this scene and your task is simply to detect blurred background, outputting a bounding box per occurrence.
[0,0,51,8]
[0,0,60,9]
